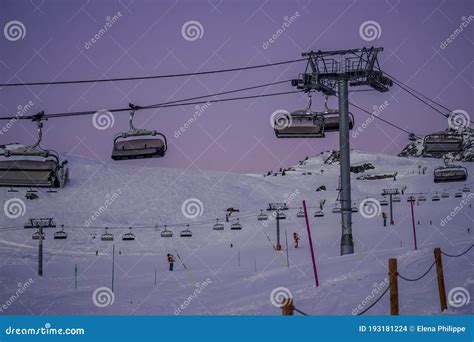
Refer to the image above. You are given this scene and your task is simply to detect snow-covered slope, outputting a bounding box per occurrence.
[0,151,472,316]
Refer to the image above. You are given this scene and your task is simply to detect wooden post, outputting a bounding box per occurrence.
[389,258,399,315]
[281,298,294,316]
[434,248,448,311]
[285,230,289,268]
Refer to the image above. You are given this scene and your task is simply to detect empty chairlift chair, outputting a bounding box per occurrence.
[53,225,68,240]
[431,193,441,201]
[454,191,463,198]
[0,113,69,188]
[101,228,114,241]
[392,196,401,203]
[441,191,449,198]
[161,226,173,238]
[314,210,324,217]
[180,225,192,238]
[318,95,354,132]
[111,104,167,160]
[332,205,341,214]
[213,219,224,231]
[433,164,468,183]
[423,133,463,155]
[230,219,242,230]
[122,227,135,241]
[32,229,45,240]
[297,207,306,218]
[418,194,427,202]
[257,210,268,221]
[462,185,470,193]
[380,199,389,206]
[273,94,325,138]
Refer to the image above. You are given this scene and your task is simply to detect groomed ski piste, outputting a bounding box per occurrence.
[0,149,472,316]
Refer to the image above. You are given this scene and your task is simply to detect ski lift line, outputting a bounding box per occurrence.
[0,90,302,121]
[383,72,474,123]
[387,77,474,124]
[0,58,307,87]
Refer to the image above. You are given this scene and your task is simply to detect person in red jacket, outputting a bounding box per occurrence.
[293,232,300,248]
[167,254,175,271]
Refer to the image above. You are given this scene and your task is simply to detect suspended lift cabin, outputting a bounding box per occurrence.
[122,227,135,241]
[101,228,114,241]
[433,163,468,183]
[213,219,224,231]
[423,133,463,155]
[111,104,167,160]
[0,113,69,188]
[53,226,68,240]
[161,226,173,238]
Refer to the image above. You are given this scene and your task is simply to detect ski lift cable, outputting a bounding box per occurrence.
[384,74,474,124]
[0,58,307,88]
[0,89,301,121]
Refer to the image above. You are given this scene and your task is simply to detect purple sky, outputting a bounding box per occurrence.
[0,0,472,173]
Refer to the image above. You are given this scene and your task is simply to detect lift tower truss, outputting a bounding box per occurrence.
[293,47,392,255]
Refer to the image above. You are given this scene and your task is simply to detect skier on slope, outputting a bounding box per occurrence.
[167,254,175,272]
[293,232,300,248]
[382,212,387,227]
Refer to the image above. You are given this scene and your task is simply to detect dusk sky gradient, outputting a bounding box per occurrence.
[0,0,472,173]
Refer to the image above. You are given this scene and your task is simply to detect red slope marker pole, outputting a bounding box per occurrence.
[303,200,319,287]
[410,199,418,250]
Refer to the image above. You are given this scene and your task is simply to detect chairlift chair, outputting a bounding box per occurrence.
[180,225,193,238]
[53,225,68,240]
[431,194,441,201]
[454,191,463,198]
[213,219,224,231]
[318,95,354,132]
[100,227,114,241]
[423,133,463,154]
[111,104,168,160]
[441,192,449,198]
[7,186,18,193]
[332,205,341,214]
[433,163,468,183]
[418,194,427,202]
[351,206,358,213]
[297,207,305,218]
[380,199,388,206]
[32,229,45,240]
[122,227,135,241]
[274,94,325,138]
[257,210,268,221]
[161,226,173,238]
[314,210,324,217]
[462,186,470,193]
[276,212,286,220]
[392,196,401,203]
[230,219,242,230]
[0,113,69,188]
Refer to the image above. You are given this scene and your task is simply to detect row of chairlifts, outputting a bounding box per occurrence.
[31,224,67,240]
[274,94,354,138]
[111,104,167,161]
[0,113,69,189]
[100,227,136,241]
[159,225,194,238]
[213,218,242,230]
